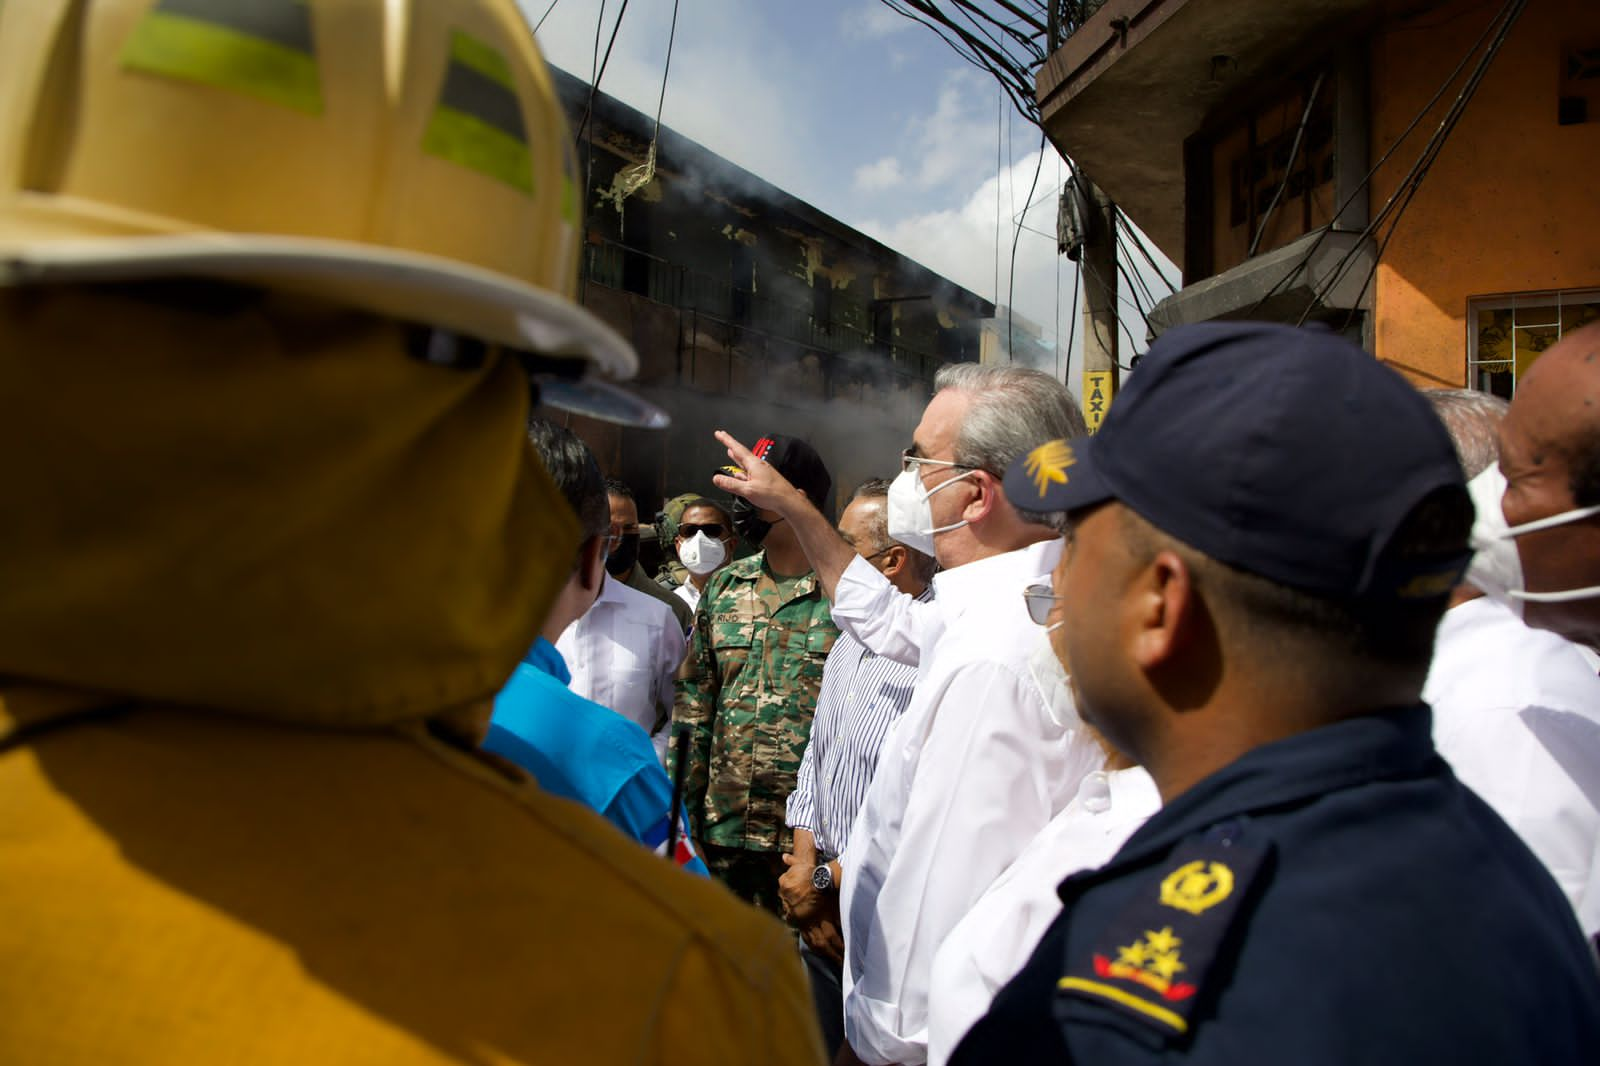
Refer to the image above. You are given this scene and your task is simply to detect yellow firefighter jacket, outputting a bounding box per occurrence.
[0,287,823,1065]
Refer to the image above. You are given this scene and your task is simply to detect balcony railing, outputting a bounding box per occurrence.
[1050,1,1111,50]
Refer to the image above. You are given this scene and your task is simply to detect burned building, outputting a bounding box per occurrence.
[548,66,994,521]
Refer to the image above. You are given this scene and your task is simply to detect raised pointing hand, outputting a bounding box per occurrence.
[710,429,809,516]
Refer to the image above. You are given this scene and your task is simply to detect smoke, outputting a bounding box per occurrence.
[632,334,930,524]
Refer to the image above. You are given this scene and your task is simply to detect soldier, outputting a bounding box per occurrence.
[671,497,738,614]
[672,434,839,916]
[654,492,704,591]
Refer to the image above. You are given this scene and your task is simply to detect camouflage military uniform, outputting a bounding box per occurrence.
[672,550,837,914]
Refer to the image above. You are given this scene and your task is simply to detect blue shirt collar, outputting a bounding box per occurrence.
[521,636,571,686]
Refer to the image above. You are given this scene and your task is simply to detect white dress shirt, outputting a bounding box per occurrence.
[827,553,942,670]
[1425,595,1600,936]
[673,579,700,615]
[557,574,687,762]
[925,767,1160,1065]
[837,539,1105,1065]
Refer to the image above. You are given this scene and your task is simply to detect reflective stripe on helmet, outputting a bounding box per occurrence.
[422,30,532,194]
[120,0,322,115]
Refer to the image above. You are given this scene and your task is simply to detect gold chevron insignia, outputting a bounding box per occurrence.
[1024,439,1075,498]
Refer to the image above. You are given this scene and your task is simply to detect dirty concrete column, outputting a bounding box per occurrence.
[1080,181,1119,380]
[1079,180,1119,430]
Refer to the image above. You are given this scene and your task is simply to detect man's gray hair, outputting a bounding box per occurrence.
[933,363,1085,532]
[1426,388,1508,479]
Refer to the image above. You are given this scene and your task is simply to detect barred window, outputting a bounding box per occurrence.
[1468,288,1600,399]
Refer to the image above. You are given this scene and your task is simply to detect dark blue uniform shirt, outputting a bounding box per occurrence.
[952,705,1600,1064]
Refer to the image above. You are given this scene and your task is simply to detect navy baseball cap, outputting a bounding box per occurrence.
[1003,322,1470,602]
[719,433,832,511]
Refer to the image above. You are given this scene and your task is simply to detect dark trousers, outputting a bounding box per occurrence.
[799,938,846,1062]
[701,844,787,918]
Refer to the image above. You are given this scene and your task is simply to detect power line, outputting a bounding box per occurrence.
[1116,209,1178,294]
[1247,70,1326,259]
[651,0,682,141]
[1008,130,1050,360]
[1327,0,1525,329]
[532,0,561,34]
[1054,206,1063,380]
[577,0,632,145]
[1013,179,1067,224]
[1078,253,1144,370]
[1115,227,1159,312]
[876,1,1048,124]
[1243,0,1513,320]
[994,86,1003,304]
[1081,244,1151,335]
[609,0,682,209]
[1063,259,1081,385]
[1301,0,1522,323]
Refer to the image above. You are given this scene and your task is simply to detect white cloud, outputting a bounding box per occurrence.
[854,156,907,193]
[859,149,1064,331]
[851,3,916,41]
[904,70,1004,192]
[855,147,1175,375]
[525,0,826,205]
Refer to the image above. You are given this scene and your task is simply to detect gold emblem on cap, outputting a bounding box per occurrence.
[1159,860,1233,916]
[1024,440,1075,499]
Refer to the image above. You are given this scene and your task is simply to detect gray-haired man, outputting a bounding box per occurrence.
[714,364,1104,1065]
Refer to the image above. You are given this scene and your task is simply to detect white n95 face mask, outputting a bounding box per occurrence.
[1465,462,1600,615]
[677,531,727,576]
[886,467,975,557]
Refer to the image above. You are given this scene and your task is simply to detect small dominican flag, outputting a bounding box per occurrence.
[644,808,709,878]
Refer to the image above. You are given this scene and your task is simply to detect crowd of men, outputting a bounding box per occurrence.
[3,1,1599,1064]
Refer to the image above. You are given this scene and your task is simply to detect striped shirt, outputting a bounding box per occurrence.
[786,585,933,859]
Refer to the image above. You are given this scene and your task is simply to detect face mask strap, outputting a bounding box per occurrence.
[1503,502,1600,540]
[1510,583,1600,603]
[920,467,977,501]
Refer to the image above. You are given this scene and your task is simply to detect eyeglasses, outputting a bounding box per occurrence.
[679,523,726,539]
[1022,582,1065,626]
[900,449,977,475]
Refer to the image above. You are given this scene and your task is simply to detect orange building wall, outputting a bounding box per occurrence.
[1370,0,1600,385]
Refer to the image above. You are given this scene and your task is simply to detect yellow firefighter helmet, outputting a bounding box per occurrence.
[0,0,663,426]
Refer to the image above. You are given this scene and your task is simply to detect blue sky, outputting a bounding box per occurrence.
[523,0,1176,371]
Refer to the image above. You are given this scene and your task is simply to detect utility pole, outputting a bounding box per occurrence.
[1080,180,1118,432]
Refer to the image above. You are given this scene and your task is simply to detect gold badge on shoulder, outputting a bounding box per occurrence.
[1057,824,1271,1041]
[1160,860,1234,915]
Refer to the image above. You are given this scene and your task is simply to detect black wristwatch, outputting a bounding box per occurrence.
[812,862,835,892]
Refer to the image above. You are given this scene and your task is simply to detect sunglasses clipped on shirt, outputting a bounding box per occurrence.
[1023,582,1065,626]
[679,523,727,539]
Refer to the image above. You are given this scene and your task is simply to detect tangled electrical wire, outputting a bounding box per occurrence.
[875,2,1106,124]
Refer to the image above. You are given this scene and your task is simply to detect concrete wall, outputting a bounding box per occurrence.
[1370,0,1600,384]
